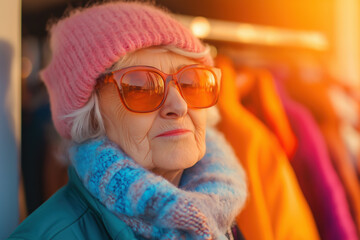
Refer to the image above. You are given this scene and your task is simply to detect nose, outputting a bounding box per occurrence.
[159,82,188,119]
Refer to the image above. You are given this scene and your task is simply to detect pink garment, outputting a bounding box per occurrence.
[275,81,358,240]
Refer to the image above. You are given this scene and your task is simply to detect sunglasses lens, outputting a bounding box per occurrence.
[178,68,219,108]
[121,71,164,112]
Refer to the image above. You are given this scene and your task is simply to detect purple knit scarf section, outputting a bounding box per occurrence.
[70,128,247,239]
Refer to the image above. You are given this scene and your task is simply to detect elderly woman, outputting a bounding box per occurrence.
[9,1,247,240]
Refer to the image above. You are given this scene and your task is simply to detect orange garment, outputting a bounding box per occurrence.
[236,68,297,159]
[358,153,360,181]
[284,73,360,235]
[215,56,320,240]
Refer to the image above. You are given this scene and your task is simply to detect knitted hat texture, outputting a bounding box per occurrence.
[41,1,212,139]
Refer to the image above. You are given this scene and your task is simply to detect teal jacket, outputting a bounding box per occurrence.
[8,167,137,240]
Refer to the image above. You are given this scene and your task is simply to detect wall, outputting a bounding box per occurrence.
[332,0,360,87]
[0,0,21,238]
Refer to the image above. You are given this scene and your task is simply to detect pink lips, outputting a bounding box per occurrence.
[156,129,192,137]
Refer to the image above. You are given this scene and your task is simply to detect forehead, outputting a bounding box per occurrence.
[112,48,198,73]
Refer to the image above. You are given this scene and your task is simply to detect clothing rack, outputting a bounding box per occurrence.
[174,14,329,51]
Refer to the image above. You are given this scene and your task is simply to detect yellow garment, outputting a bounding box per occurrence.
[215,56,320,240]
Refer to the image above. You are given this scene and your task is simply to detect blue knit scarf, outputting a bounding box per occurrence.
[70,128,247,240]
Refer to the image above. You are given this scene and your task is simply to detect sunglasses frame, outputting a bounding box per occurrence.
[96,64,221,113]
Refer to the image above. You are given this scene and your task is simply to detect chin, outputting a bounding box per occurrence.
[150,136,205,171]
[152,149,201,171]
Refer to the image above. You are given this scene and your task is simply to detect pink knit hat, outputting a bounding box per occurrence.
[41,1,212,139]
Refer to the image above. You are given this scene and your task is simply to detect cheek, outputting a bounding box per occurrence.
[99,93,127,143]
[120,116,154,145]
[99,90,156,168]
[191,109,207,159]
[109,113,156,167]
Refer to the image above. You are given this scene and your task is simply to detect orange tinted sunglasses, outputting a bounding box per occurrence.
[96,64,221,113]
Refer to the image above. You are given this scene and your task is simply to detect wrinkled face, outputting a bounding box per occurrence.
[97,49,207,177]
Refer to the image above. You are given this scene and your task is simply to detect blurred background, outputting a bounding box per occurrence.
[1,0,359,239]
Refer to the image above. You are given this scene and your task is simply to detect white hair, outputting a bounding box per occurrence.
[64,45,219,144]
[64,91,106,143]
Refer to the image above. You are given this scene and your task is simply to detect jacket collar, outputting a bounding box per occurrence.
[68,166,136,239]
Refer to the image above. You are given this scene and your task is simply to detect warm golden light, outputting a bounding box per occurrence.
[299,33,328,51]
[190,17,211,38]
[175,14,329,51]
[263,27,283,44]
[236,24,258,43]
